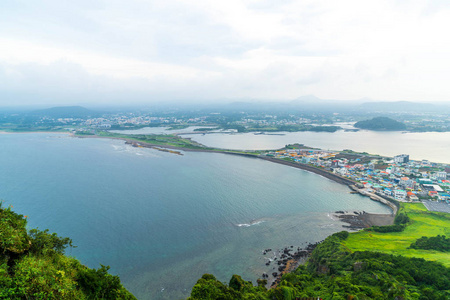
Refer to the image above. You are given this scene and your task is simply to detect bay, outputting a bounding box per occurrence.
[182,130,450,164]
[0,133,390,299]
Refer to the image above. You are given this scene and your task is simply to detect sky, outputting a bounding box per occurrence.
[1,0,450,107]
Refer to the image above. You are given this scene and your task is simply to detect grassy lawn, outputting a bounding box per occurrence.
[96,132,209,149]
[342,202,450,267]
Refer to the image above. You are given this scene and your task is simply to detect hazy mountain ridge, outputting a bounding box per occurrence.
[227,96,450,113]
[30,106,101,118]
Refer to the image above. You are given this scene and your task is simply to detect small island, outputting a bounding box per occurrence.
[354,116,407,131]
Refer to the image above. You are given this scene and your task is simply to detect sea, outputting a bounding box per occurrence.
[181,130,450,164]
[0,132,393,299]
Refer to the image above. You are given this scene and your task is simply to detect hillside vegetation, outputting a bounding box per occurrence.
[354,117,406,131]
[0,203,136,299]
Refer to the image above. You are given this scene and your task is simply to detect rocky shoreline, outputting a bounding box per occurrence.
[259,209,394,288]
[259,242,322,288]
[334,210,395,230]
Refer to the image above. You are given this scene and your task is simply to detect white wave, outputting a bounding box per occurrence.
[320,224,335,228]
[236,220,266,227]
[326,213,338,221]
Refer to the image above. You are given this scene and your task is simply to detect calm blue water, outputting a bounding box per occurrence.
[0,133,390,299]
[182,131,450,164]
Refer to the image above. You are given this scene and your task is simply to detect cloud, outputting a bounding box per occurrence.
[1,0,450,105]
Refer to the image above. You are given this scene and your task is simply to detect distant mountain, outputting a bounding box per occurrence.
[30,106,99,118]
[354,117,406,131]
[206,96,449,114]
[291,95,323,103]
[358,101,450,112]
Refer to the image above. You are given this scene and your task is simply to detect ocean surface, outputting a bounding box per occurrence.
[0,133,391,299]
[183,131,450,164]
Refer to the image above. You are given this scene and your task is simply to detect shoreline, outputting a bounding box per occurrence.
[75,134,399,291]
[263,209,395,288]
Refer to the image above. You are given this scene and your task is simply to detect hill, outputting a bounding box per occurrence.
[30,106,99,118]
[0,203,136,299]
[354,116,406,131]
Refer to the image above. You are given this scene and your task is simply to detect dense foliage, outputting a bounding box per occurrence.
[0,203,136,299]
[189,231,450,299]
[410,235,450,252]
[354,117,407,131]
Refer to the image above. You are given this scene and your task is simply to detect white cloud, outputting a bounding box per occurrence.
[1,0,450,105]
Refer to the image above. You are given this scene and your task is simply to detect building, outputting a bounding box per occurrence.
[384,188,392,196]
[394,189,407,201]
[407,192,419,201]
[437,172,447,180]
[394,154,409,164]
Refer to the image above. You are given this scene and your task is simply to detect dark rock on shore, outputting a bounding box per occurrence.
[260,241,322,288]
[334,211,395,229]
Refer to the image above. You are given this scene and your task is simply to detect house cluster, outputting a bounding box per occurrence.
[266,150,450,203]
[265,148,338,163]
[81,114,210,128]
[235,115,312,127]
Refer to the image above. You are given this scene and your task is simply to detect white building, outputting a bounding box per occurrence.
[394,154,409,164]
[394,189,407,201]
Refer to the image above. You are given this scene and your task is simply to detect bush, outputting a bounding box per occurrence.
[410,235,450,252]
[394,213,410,225]
[76,265,135,300]
[366,224,405,233]
[28,228,74,256]
[332,231,349,240]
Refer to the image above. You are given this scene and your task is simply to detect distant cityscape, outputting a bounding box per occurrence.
[3,103,450,133]
[265,149,450,209]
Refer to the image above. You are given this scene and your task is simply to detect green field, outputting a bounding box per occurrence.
[96,132,210,149]
[342,203,450,267]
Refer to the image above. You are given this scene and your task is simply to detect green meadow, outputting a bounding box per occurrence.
[97,132,209,149]
[342,202,450,267]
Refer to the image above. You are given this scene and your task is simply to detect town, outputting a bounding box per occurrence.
[264,147,450,212]
[3,104,450,133]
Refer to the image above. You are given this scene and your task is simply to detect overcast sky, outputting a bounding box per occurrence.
[1,0,450,106]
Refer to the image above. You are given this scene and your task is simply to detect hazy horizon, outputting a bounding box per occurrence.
[2,1,450,106]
